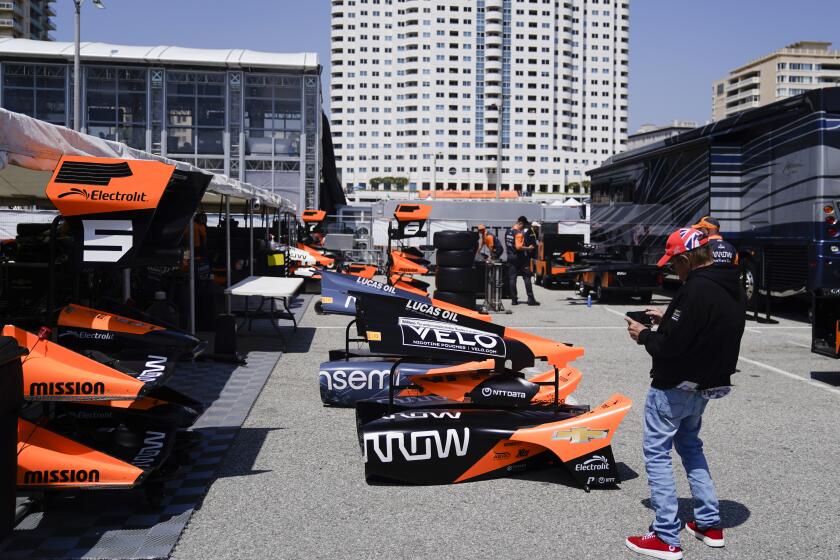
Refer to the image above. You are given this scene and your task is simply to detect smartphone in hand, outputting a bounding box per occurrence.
[625,310,653,326]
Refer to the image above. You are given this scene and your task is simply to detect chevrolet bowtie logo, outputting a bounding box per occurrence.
[551,427,608,444]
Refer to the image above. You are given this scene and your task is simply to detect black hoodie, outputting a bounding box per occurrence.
[637,266,746,389]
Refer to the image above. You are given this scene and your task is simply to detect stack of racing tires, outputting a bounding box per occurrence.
[433,230,478,310]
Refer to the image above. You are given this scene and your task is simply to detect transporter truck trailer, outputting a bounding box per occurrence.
[587,87,840,358]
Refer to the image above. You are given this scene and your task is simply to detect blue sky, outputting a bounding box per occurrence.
[54,0,840,132]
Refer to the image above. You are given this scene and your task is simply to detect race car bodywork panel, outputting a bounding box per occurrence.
[17,418,148,490]
[389,274,429,296]
[346,263,378,279]
[45,156,210,267]
[350,291,630,488]
[301,209,327,223]
[319,270,489,321]
[57,304,205,358]
[352,292,582,371]
[4,325,160,401]
[357,394,631,486]
[319,360,437,406]
[319,357,581,408]
[407,364,582,405]
[390,250,429,275]
[297,243,335,268]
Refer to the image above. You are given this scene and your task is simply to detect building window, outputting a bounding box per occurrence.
[86,66,147,149]
[166,70,226,155]
[243,74,303,157]
[1,63,67,126]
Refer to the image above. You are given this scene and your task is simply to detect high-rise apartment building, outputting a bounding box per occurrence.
[330,0,629,201]
[0,1,55,40]
[712,41,840,121]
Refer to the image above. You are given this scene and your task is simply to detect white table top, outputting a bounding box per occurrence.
[224,276,304,298]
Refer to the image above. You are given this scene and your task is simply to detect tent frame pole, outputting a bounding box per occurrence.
[225,195,232,314]
[188,213,196,335]
[249,200,254,276]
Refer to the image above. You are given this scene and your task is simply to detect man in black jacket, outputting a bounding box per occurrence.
[624,227,745,560]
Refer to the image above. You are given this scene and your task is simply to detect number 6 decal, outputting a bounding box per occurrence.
[82,220,133,262]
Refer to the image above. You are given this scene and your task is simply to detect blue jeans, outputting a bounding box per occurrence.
[644,387,720,547]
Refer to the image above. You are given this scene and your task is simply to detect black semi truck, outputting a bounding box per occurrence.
[588,87,840,357]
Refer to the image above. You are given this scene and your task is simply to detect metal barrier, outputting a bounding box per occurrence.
[484,261,507,313]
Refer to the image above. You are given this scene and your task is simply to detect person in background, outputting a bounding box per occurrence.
[530,220,541,241]
[185,211,208,259]
[476,224,503,262]
[624,227,745,560]
[530,220,542,277]
[692,216,738,267]
[504,216,540,306]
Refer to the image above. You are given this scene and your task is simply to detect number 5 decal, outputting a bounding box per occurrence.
[82,220,133,262]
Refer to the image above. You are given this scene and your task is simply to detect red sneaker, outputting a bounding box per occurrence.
[685,521,725,547]
[625,532,683,560]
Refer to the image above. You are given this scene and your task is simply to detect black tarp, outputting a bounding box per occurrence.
[319,113,346,214]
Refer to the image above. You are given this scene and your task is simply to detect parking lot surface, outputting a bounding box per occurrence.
[172,282,840,560]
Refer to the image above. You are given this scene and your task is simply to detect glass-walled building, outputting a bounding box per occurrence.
[0,39,322,209]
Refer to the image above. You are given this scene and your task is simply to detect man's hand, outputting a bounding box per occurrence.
[624,316,647,342]
[645,307,665,325]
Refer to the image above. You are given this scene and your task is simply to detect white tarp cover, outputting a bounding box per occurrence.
[0,108,295,210]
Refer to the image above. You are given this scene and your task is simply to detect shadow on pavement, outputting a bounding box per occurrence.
[279,327,317,354]
[204,426,281,480]
[641,498,751,529]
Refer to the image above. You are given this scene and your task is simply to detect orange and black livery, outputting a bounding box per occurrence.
[45,156,210,267]
[386,204,433,296]
[531,233,583,288]
[351,291,632,489]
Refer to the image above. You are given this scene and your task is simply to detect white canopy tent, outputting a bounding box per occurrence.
[0,108,295,210]
[0,108,297,334]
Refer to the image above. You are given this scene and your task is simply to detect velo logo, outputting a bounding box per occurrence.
[398,317,505,357]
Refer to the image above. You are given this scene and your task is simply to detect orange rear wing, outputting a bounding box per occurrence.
[58,304,164,335]
[4,325,150,401]
[45,156,210,267]
[301,209,327,238]
[390,203,431,240]
[301,209,326,223]
[502,326,585,368]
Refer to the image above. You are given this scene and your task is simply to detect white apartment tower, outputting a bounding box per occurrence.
[330,0,629,200]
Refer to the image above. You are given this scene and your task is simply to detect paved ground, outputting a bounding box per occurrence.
[172,281,840,560]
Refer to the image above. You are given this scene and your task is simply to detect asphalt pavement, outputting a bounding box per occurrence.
[172,280,840,560]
